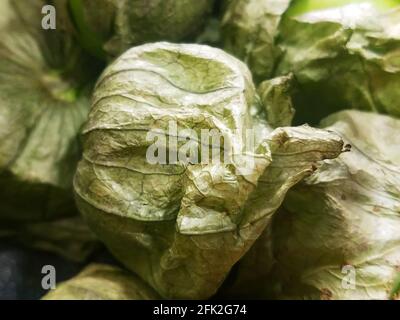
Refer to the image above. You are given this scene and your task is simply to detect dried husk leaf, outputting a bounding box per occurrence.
[221,110,400,300]
[74,42,344,299]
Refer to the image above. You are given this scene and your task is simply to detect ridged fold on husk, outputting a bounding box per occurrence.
[220,110,400,300]
[74,42,344,299]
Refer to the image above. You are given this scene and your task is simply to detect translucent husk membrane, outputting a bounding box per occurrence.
[222,0,400,124]
[220,110,400,300]
[0,0,101,261]
[0,0,99,222]
[74,42,345,299]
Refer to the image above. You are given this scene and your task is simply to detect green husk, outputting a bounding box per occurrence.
[42,263,160,300]
[257,74,296,128]
[0,0,98,222]
[66,0,215,58]
[222,110,400,300]
[74,42,344,299]
[0,0,14,28]
[222,0,291,82]
[222,0,400,124]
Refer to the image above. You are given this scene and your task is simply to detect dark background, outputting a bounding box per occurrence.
[0,241,118,300]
